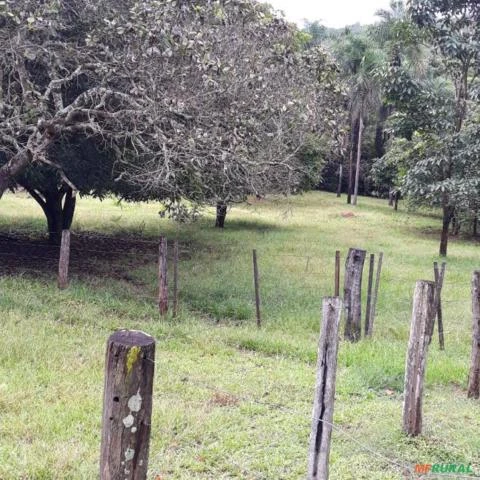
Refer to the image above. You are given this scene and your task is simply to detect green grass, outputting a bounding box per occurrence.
[0,191,479,479]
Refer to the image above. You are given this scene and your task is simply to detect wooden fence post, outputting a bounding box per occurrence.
[100,330,155,480]
[369,252,383,334]
[402,280,435,436]
[467,271,480,399]
[173,240,179,318]
[58,229,71,289]
[364,253,375,337]
[307,297,342,480]
[158,236,168,316]
[334,251,340,297]
[252,249,261,328]
[433,262,446,350]
[343,248,366,342]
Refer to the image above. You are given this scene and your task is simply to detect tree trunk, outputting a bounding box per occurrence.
[352,116,364,206]
[336,164,343,198]
[62,187,76,230]
[347,117,359,205]
[24,185,77,245]
[473,213,478,237]
[45,193,64,245]
[215,202,227,228]
[439,205,454,257]
[375,103,389,159]
[388,190,394,207]
[394,191,399,211]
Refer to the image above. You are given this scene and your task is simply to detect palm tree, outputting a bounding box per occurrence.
[332,33,384,205]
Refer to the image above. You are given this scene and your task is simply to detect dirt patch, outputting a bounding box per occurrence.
[341,211,356,218]
[0,231,159,281]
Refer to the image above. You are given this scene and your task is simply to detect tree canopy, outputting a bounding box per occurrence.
[0,0,345,234]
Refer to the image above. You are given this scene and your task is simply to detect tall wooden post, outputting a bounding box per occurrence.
[364,253,375,337]
[252,249,261,328]
[403,281,435,436]
[467,271,480,398]
[58,229,71,290]
[158,236,168,316]
[307,297,342,480]
[343,248,366,342]
[173,240,179,318]
[369,252,383,334]
[334,251,340,297]
[100,330,155,480]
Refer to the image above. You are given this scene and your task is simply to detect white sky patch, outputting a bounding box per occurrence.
[261,0,393,28]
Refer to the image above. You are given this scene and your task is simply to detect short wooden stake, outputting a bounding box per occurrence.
[467,271,480,398]
[308,297,342,480]
[158,236,168,316]
[58,229,71,289]
[100,330,155,480]
[343,248,366,342]
[252,249,261,328]
[334,251,340,297]
[173,240,179,318]
[364,253,375,337]
[433,262,446,350]
[369,252,383,334]
[402,280,435,436]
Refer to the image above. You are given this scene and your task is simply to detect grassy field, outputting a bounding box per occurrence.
[0,191,479,479]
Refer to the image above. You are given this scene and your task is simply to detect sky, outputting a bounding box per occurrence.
[261,0,393,28]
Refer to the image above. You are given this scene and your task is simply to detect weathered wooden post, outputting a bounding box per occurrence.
[58,229,71,289]
[433,262,446,350]
[334,251,340,297]
[467,271,480,399]
[158,236,168,316]
[307,297,342,480]
[173,240,179,318]
[343,248,366,341]
[402,281,435,436]
[100,330,155,480]
[252,249,261,328]
[364,253,375,337]
[369,252,383,334]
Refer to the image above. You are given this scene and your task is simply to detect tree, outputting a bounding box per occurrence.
[0,1,344,231]
[403,0,480,255]
[332,33,384,205]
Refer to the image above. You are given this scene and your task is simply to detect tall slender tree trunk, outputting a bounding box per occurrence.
[439,204,454,257]
[347,117,359,205]
[215,202,227,228]
[336,164,343,198]
[352,116,364,206]
[375,103,389,159]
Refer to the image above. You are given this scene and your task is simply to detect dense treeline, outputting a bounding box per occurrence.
[307,0,480,256]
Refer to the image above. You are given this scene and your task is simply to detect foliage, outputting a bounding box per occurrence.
[0,0,345,214]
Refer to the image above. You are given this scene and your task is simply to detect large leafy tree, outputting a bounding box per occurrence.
[0,0,344,232]
[404,0,480,255]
